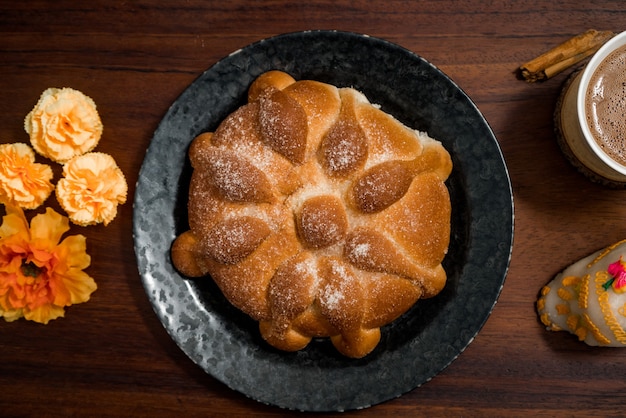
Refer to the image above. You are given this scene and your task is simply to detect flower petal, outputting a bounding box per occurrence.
[56,152,127,226]
[24,88,102,163]
[0,203,96,324]
[0,306,24,322]
[24,303,65,324]
[0,143,54,209]
[29,207,70,246]
[57,270,97,305]
[0,204,29,240]
[608,258,625,276]
[56,234,90,270]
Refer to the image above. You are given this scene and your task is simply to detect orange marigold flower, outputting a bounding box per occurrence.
[0,204,96,324]
[24,87,103,163]
[0,143,54,210]
[56,152,127,226]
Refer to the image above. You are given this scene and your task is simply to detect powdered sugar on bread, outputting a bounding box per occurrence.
[171,70,452,358]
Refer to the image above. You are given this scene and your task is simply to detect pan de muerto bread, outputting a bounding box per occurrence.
[171,71,453,358]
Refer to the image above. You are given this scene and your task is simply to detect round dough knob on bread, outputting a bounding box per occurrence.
[171,70,453,358]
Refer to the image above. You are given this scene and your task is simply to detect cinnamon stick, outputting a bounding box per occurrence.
[518,29,615,82]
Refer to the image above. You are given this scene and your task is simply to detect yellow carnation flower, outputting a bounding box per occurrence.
[0,204,96,324]
[56,152,127,226]
[24,87,103,163]
[0,143,54,209]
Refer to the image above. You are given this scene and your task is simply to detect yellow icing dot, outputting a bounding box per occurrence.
[561,276,580,287]
[540,313,552,327]
[593,270,626,344]
[618,304,626,317]
[556,304,570,315]
[582,312,611,345]
[596,270,610,284]
[567,314,579,331]
[575,327,587,341]
[536,298,545,311]
[557,287,574,301]
[540,286,551,296]
[589,239,626,268]
[578,274,590,309]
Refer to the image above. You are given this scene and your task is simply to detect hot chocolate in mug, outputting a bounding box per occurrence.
[557,30,626,184]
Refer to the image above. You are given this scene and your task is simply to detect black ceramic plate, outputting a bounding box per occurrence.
[133,30,514,412]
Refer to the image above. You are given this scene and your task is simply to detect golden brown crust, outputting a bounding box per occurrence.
[248,70,296,102]
[171,71,452,358]
[171,231,206,278]
[350,161,414,213]
[259,88,308,164]
[296,195,348,249]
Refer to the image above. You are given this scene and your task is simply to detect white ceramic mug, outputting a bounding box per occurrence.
[557,30,626,183]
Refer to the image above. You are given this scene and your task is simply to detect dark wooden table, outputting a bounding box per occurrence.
[2,1,626,416]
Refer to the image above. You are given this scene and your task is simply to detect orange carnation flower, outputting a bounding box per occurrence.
[0,143,54,209]
[56,152,127,226]
[24,87,103,163]
[0,204,96,324]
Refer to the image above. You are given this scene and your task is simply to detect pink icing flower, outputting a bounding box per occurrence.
[607,257,626,293]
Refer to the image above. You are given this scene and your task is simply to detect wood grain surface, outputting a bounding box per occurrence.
[2,1,626,416]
